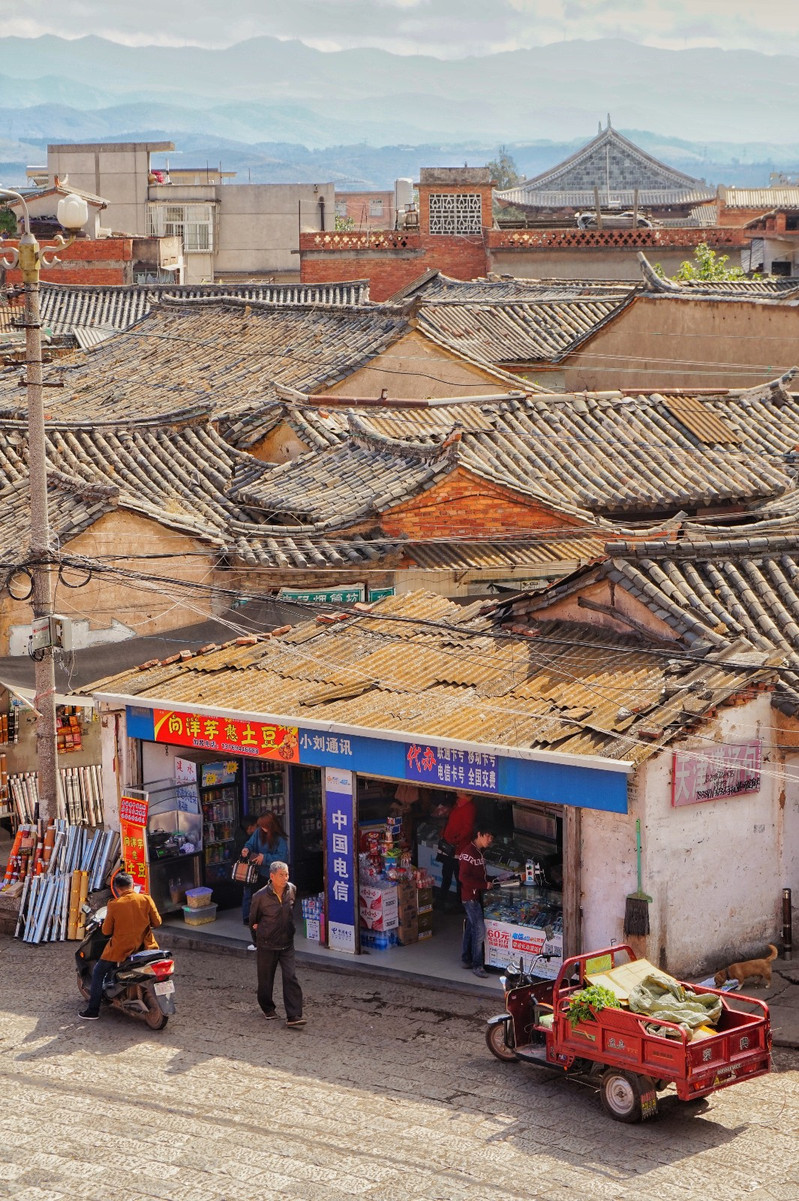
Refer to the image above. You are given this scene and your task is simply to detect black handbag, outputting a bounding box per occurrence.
[437,837,456,860]
[231,857,259,885]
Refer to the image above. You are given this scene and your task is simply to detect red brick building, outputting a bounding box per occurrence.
[302,167,494,301]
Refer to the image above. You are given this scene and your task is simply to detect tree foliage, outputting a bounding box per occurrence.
[487,147,521,191]
[0,204,17,236]
[673,242,745,281]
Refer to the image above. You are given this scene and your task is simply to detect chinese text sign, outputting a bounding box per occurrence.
[324,768,357,954]
[153,709,299,762]
[405,743,499,793]
[119,793,149,892]
[672,740,762,806]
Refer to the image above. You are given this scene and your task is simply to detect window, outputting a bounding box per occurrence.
[335,200,348,218]
[428,192,482,235]
[369,198,384,217]
[147,203,214,253]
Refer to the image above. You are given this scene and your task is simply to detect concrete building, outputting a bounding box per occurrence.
[43,142,334,284]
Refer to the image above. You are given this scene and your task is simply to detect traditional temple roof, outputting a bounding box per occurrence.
[499,123,714,210]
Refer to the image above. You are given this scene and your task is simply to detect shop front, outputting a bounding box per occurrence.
[104,697,630,974]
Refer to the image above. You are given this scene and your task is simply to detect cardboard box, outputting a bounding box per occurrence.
[417,928,433,940]
[398,926,419,946]
[417,910,433,933]
[359,883,399,931]
[416,886,433,914]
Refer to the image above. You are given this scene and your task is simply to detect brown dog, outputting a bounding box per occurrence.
[714,944,778,988]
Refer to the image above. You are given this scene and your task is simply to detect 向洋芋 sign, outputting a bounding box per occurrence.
[153,709,299,762]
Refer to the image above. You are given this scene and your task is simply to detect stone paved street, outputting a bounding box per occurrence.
[1,938,798,1201]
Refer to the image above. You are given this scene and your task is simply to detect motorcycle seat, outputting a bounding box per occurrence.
[122,949,172,967]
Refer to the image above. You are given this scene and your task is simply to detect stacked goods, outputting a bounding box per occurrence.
[56,706,83,753]
[359,881,398,932]
[5,821,119,944]
[396,876,418,946]
[417,882,434,941]
[7,765,104,826]
[301,892,325,943]
[184,886,213,908]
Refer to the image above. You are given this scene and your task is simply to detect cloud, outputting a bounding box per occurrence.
[4,0,799,58]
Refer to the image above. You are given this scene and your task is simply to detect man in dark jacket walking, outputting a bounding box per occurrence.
[248,860,305,1027]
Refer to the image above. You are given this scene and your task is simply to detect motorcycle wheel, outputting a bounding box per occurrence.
[485,1020,517,1063]
[76,969,90,1001]
[143,992,169,1030]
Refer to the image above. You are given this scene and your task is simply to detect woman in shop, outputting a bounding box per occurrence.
[242,812,289,894]
[436,791,476,910]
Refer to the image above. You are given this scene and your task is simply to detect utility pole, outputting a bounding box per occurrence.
[1,188,88,823]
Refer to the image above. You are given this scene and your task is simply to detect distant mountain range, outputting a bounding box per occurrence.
[0,34,798,189]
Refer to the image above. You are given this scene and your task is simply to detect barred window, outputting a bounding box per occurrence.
[428,192,482,234]
[147,203,214,253]
[369,198,384,217]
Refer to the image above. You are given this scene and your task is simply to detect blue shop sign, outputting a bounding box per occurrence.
[125,706,628,814]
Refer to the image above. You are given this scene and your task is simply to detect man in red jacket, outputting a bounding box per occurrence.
[437,791,476,908]
[458,827,494,978]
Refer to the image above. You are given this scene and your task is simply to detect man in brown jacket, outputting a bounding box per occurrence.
[79,872,162,1020]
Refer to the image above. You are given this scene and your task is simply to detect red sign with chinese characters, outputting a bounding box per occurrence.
[119,793,149,892]
[152,709,299,763]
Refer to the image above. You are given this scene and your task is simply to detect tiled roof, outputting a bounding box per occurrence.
[599,534,799,711]
[499,188,714,208]
[404,532,607,573]
[415,296,631,365]
[225,379,799,518]
[0,299,410,426]
[721,189,799,210]
[394,272,636,302]
[0,476,118,584]
[35,280,371,343]
[87,590,774,767]
[0,415,401,571]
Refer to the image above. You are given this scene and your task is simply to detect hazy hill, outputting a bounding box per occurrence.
[1,34,799,144]
[0,34,798,189]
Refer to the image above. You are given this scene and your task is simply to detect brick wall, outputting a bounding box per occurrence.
[2,237,133,286]
[300,231,489,301]
[377,469,585,540]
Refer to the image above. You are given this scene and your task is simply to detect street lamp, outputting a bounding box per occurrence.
[1,186,89,824]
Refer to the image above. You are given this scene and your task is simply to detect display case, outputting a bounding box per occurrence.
[200,761,240,906]
[145,779,203,914]
[244,761,286,824]
[289,765,323,893]
[483,883,563,978]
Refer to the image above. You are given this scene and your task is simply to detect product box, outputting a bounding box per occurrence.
[360,928,398,950]
[359,883,398,931]
[417,928,433,940]
[417,909,433,933]
[416,886,434,914]
[397,913,419,945]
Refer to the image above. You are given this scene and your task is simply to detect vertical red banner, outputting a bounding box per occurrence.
[119,793,150,893]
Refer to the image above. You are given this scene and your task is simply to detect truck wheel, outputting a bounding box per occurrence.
[485,1020,517,1063]
[600,1070,658,1123]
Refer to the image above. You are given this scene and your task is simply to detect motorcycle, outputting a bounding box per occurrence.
[75,904,176,1030]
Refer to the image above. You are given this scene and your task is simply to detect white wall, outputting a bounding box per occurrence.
[581,694,787,978]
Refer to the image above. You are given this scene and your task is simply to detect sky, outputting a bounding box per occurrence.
[3,0,796,59]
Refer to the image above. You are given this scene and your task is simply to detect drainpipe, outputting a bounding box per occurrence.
[318,195,325,232]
